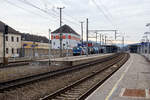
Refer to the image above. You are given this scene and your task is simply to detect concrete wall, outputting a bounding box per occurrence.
[21,48,49,58]
[50,49,73,57]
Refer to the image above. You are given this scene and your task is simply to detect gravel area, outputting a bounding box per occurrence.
[0,64,73,83]
[0,61,105,100]
[0,54,112,83]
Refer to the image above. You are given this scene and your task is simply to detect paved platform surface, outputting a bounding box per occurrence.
[86,54,150,100]
[36,54,113,66]
[38,53,113,61]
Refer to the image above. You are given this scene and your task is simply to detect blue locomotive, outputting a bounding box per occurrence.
[73,47,82,56]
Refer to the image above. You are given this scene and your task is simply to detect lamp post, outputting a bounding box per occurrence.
[140,39,145,54]
[86,18,88,56]
[142,35,148,54]
[146,23,150,60]
[57,6,65,57]
[3,25,8,66]
[144,32,150,59]
[48,29,51,66]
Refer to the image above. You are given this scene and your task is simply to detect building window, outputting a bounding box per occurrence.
[12,48,14,54]
[17,37,19,42]
[17,48,19,54]
[11,36,14,42]
[6,48,8,54]
[6,36,8,41]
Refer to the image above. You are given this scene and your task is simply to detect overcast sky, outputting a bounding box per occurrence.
[0,0,150,44]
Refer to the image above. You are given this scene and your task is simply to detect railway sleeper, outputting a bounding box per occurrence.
[65,92,82,96]
[65,91,81,95]
[61,93,80,97]
[68,90,82,94]
[56,96,76,100]
[57,97,77,100]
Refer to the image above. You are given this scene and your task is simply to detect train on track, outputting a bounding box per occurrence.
[73,45,118,56]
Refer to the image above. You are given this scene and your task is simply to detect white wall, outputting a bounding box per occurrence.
[0,33,21,58]
[51,33,80,49]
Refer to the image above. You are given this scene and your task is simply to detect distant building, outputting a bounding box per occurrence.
[51,24,80,49]
[21,33,50,57]
[0,21,21,58]
[0,21,51,58]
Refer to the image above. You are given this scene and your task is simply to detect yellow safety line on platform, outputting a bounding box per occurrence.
[105,56,133,100]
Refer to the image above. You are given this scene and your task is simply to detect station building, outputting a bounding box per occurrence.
[51,24,80,49]
[0,21,21,58]
[0,20,51,59]
[21,33,50,58]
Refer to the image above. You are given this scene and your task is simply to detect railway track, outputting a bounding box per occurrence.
[40,53,129,100]
[0,60,30,68]
[0,53,120,92]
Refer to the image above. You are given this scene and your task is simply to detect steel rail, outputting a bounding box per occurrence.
[0,53,120,92]
[40,53,129,100]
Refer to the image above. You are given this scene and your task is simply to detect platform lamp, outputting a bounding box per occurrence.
[146,23,150,59]
[3,25,8,66]
[48,29,51,66]
[142,35,148,55]
[144,32,150,60]
[140,38,145,54]
[115,34,121,52]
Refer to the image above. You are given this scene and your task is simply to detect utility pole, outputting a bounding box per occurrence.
[57,7,65,57]
[115,30,117,40]
[105,35,107,53]
[32,36,35,60]
[57,7,65,27]
[100,34,101,46]
[96,32,98,46]
[48,29,51,66]
[80,21,84,47]
[146,23,150,60]
[102,35,104,45]
[122,36,124,52]
[105,36,107,45]
[3,25,8,66]
[86,18,89,56]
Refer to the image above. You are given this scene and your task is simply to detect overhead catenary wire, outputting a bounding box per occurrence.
[48,0,76,20]
[40,0,48,11]
[49,0,81,27]
[98,0,119,30]
[92,0,116,28]
[5,0,81,33]
[3,0,62,38]
[19,0,80,27]
[98,0,114,23]
[18,0,60,19]
[4,0,53,20]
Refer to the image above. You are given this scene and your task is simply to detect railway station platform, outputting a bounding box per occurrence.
[35,53,113,66]
[86,54,150,100]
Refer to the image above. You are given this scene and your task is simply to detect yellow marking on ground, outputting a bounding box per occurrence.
[105,56,133,100]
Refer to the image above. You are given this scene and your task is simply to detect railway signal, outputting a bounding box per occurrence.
[3,25,8,66]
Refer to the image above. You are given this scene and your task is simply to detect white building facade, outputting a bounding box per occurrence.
[51,25,80,49]
[0,21,21,58]
[0,32,21,58]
